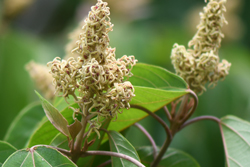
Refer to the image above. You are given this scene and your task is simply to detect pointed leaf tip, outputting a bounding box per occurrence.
[35,91,70,138]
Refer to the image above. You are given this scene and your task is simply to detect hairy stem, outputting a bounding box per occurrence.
[81,151,145,167]
[134,123,157,159]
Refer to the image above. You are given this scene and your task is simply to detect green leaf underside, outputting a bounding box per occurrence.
[137,146,200,167]
[27,103,78,147]
[108,131,141,167]
[35,91,70,137]
[221,116,250,167]
[2,146,76,167]
[4,102,45,149]
[0,141,17,166]
[108,87,188,133]
[130,63,188,90]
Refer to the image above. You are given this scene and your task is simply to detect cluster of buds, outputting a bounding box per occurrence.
[171,0,231,94]
[48,0,137,125]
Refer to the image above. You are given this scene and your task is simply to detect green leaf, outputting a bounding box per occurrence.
[0,141,17,166]
[108,131,141,167]
[221,116,250,167]
[107,63,188,132]
[129,63,188,90]
[35,91,70,137]
[2,145,76,167]
[137,146,200,167]
[27,103,78,147]
[4,102,44,149]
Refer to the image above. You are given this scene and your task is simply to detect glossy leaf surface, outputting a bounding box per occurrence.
[137,146,200,167]
[221,116,250,167]
[129,63,188,90]
[2,145,76,167]
[108,131,141,167]
[4,102,44,149]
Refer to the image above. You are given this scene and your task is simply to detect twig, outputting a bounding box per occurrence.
[130,105,172,167]
[181,89,198,123]
[180,115,220,129]
[54,147,72,156]
[97,159,111,167]
[163,106,172,121]
[130,105,171,139]
[30,145,71,157]
[81,151,145,167]
[134,123,157,159]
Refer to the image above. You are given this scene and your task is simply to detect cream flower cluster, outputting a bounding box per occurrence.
[171,0,231,94]
[48,0,137,121]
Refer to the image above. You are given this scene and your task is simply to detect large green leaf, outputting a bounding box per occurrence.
[137,146,200,167]
[2,145,76,167]
[36,91,70,137]
[221,116,250,167]
[4,102,44,149]
[108,131,141,167]
[0,141,17,166]
[129,63,188,90]
[108,63,189,132]
[27,103,78,147]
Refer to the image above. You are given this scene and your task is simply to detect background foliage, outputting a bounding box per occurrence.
[0,0,250,166]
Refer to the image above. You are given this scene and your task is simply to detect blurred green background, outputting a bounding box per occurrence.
[0,0,250,166]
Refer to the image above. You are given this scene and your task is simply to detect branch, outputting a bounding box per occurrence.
[181,89,198,123]
[130,105,171,139]
[54,147,71,157]
[82,151,145,167]
[180,115,220,129]
[163,106,172,121]
[134,123,157,159]
[130,105,172,167]
[30,145,71,157]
